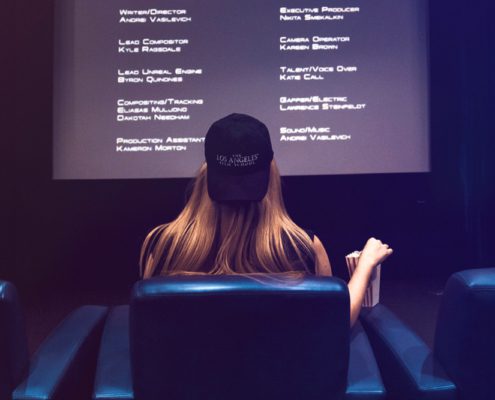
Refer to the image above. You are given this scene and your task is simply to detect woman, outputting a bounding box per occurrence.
[140,113,392,326]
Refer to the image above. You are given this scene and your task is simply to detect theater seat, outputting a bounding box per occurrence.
[0,280,108,400]
[94,275,385,400]
[360,267,495,400]
[434,268,495,400]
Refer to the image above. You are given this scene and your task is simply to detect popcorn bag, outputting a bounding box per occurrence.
[345,251,381,307]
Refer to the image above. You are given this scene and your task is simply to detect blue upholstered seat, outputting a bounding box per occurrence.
[94,275,386,400]
[434,268,495,400]
[0,280,108,400]
[361,267,495,400]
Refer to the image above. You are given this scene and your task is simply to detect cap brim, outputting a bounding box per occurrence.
[207,167,270,202]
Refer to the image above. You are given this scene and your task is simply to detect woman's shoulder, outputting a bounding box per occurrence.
[303,228,315,242]
[281,227,317,274]
[297,228,332,276]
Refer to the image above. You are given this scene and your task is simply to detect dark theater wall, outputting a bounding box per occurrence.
[428,0,495,270]
[6,0,494,296]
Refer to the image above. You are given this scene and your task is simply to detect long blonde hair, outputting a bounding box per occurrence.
[140,160,315,278]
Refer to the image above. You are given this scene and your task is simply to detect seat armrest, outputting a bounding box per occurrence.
[346,321,386,399]
[360,305,456,400]
[93,305,134,400]
[13,305,107,400]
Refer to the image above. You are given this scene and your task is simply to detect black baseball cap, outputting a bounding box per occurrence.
[205,113,274,202]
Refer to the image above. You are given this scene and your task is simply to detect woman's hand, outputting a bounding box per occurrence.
[358,237,393,271]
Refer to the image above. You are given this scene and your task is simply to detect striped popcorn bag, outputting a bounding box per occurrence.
[345,251,381,307]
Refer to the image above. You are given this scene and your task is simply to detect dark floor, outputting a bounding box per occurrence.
[378,278,446,347]
[21,277,447,355]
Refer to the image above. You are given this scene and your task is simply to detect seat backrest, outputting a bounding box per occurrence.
[0,281,29,400]
[434,268,495,400]
[130,275,350,400]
